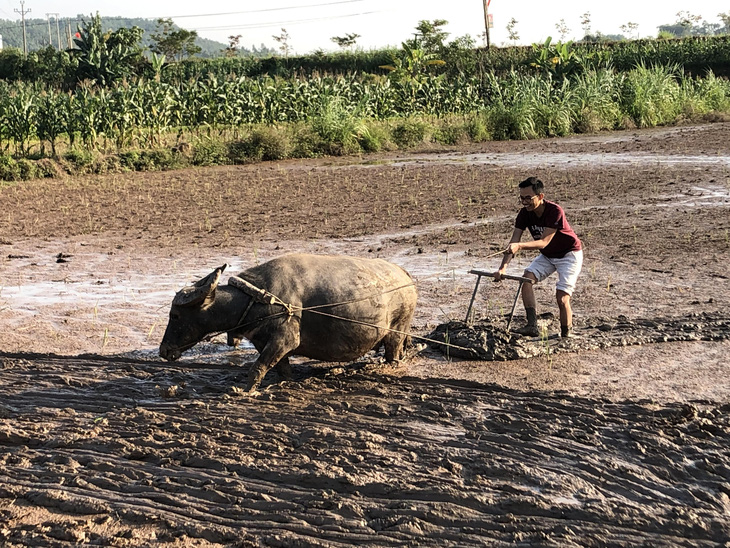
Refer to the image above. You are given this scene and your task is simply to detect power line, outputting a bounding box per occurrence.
[164,0,367,19]
[0,0,368,30]
[191,11,381,32]
[0,2,373,32]
[0,3,383,45]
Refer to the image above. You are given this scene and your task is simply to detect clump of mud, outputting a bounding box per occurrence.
[428,320,540,360]
[430,312,730,361]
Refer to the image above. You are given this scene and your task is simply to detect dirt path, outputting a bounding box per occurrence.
[1,122,730,546]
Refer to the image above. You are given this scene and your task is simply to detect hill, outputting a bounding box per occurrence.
[0,14,274,58]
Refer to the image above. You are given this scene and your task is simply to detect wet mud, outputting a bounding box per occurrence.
[430,312,730,361]
[2,122,730,545]
[1,354,729,547]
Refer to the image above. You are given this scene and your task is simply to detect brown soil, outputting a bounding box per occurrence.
[1,122,730,546]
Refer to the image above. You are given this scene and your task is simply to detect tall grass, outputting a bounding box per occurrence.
[571,69,625,132]
[622,64,682,127]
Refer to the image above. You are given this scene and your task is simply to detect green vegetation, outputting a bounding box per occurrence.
[1,15,730,181]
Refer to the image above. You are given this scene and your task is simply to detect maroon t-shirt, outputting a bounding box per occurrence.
[515,200,582,258]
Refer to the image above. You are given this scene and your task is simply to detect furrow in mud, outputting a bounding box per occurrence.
[1,355,729,546]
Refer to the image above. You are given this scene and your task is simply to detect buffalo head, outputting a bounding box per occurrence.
[159,264,227,361]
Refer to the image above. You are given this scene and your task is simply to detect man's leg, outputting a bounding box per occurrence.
[557,290,572,337]
[515,271,539,336]
[554,250,582,338]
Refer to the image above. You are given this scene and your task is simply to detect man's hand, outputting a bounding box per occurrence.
[493,268,506,282]
[506,242,521,255]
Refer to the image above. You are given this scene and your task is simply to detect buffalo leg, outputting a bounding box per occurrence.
[245,330,299,391]
[275,357,293,381]
[384,324,409,363]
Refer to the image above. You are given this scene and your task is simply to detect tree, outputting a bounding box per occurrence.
[555,19,570,41]
[410,19,449,52]
[658,12,717,38]
[224,35,242,58]
[150,18,201,62]
[506,18,520,44]
[676,11,703,32]
[620,22,639,39]
[272,28,291,59]
[71,13,143,87]
[580,12,592,39]
[719,12,730,33]
[330,33,360,50]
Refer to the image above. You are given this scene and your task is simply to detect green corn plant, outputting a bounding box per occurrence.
[107,82,143,150]
[36,91,66,157]
[74,83,103,150]
[4,85,37,156]
[59,92,80,150]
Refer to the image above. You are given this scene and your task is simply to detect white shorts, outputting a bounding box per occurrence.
[525,250,583,295]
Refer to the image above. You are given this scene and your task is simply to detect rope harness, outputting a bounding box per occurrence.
[192,275,472,353]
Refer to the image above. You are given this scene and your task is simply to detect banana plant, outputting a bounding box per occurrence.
[528,37,584,78]
[380,42,446,84]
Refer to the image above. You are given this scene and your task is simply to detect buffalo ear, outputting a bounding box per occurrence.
[172,264,227,307]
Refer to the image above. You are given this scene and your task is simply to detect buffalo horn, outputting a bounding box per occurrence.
[172,264,227,306]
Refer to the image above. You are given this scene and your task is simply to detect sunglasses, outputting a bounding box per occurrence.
[519,195,537,203]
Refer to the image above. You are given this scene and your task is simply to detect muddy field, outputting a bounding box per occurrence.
[1,123,730,546]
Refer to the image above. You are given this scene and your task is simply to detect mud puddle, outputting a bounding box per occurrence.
[429,312,730,361]
[386,151,730,169]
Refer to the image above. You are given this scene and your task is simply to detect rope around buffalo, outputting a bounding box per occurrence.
[196,280,474,354]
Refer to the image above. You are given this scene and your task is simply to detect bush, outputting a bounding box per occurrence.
[118,150,140,170]
[35,158,62,178]
[486,103,537,141]
[432,118,467,145]
[391,119,428,148]
[229,127,291,163]
[192,139,229,167]
[290,125,325,158]
[308,97,363,155]
[622,64,682,127]
[138,149,177,171]
[0,154,20,181]
[93,155,123,175]
[64,148,95,172]
[464,114,491,142]
[357,122,391,152]
[17,159,39,180]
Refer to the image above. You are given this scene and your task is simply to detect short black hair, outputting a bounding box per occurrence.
[519,176,544,195]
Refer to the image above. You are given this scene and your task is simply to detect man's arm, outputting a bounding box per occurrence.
[507,227,556,254]
[494,228,523,281]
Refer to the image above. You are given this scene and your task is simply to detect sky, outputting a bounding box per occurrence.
[0,0,727,53]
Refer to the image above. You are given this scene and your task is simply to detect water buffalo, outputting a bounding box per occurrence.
[159,253,418,391]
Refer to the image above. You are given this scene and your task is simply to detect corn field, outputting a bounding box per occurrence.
[0,74,491,156]
[1,65,730,163]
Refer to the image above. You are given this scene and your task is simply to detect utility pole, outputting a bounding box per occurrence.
[482,0,491,49]
[14,1,31,58]
[46,13,52,46]
[51,13,61,50]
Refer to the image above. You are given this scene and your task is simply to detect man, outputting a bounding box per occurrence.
[494,176,583,338]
